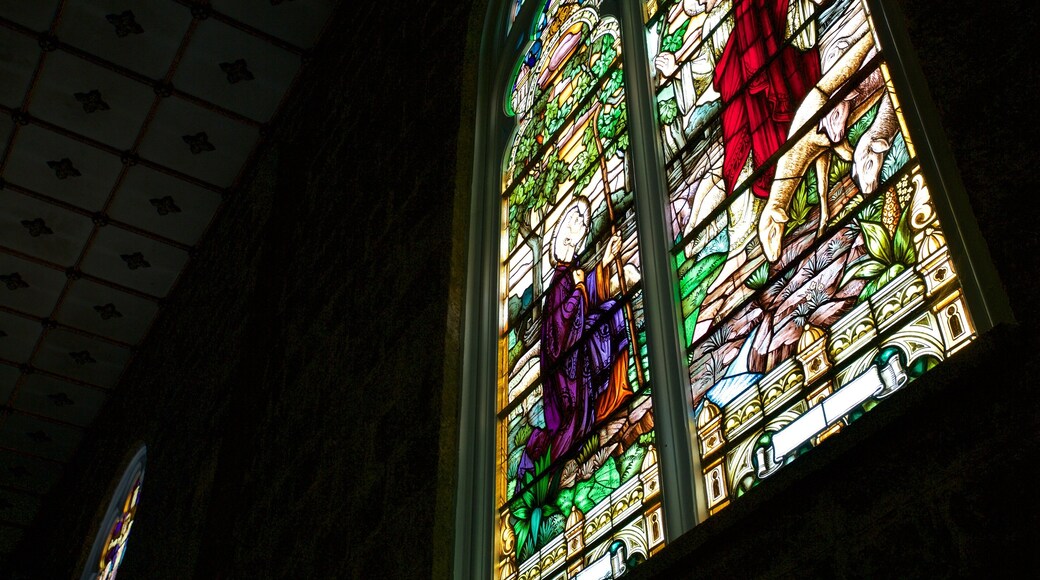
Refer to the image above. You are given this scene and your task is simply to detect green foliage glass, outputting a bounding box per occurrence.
[841,205,917,302]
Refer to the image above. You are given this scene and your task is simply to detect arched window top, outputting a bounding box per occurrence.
[459,1,1010,578]
[81,445,145,580]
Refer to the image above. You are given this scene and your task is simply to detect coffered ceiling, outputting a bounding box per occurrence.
[0,0,338,557]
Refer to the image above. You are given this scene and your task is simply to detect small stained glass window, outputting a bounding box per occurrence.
[82,446,145,580]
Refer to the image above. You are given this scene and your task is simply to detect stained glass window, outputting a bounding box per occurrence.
[497,2,664,577]
[82,447,145,580]
[643,0,981,515]
[464,0,1006,577]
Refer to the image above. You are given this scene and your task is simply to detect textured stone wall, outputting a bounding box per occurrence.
[9,0,1039,578]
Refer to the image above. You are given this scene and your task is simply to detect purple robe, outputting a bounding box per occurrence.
[519,260,630,476]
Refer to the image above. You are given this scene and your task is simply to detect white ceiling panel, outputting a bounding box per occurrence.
[0,448,63,492]
[80,226,189,298]
[55,278,158,345]
[29,50,157,150]
[0,1,60,32]
[0,311,40,364]
[108,165,222,246]
[57,0,193,79]
[14,373,108,427]
[3,124,122,211]
[0,254,67,318]
[0,24,40,109]
[0,189,94,266]
[173,18,301,122]
[212,0,337,49]
[0,411,83,461]
[31,329,130,388]
[0,487,40,526]
[138,97,259,188]
[0,411,83,465]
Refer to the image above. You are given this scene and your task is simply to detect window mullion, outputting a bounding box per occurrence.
[618,0,704,537]
[455,2,507,579]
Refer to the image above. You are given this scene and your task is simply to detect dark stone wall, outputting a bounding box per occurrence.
[10,0,1040,578]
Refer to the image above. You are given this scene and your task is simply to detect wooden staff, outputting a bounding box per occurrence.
[591,111,647,391]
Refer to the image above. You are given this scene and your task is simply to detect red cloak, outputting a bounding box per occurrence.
[714,0,822,198]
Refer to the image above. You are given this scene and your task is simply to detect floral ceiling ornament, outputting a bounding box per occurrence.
[153,82,173,98]
[182,132,215,155]
[149,196,182,216]
[94,303,124,320]
[1,273,29,290]
[48,158,81,179]
[121,252,151,270]
[37,34,58,52]
[220,59,254,84]
[69,351,97,365]
[74,90,111,113]
[106,11,143,37]
[21,218,53,237]
[48,392,75,407]
[121,152,140,166]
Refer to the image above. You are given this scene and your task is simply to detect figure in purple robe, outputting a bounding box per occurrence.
[519,199,633,476]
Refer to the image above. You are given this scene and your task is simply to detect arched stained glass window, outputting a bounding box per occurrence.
[82,446,145,580]
[498,1,665,577]
[457,0,1010,578]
